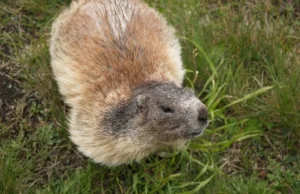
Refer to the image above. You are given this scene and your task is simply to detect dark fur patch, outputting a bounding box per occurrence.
[102,98,137,134]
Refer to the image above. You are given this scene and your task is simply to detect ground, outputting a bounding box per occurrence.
[0,0,300,193]
[0,68,21,123]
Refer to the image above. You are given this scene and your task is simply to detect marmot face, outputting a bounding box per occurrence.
[103,82,208,146]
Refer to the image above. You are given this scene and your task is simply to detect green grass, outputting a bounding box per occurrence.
[0,0,299,193]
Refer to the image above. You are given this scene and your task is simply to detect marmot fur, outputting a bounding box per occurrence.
[50,0,208,166]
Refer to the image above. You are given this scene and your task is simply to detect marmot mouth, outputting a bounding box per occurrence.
[188,130,205,138]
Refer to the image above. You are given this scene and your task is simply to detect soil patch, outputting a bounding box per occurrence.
[0,67,23,123]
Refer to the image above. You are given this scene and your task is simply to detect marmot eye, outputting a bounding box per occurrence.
[160,106,174,113]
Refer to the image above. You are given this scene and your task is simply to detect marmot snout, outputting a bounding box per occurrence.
[50,0,208,166]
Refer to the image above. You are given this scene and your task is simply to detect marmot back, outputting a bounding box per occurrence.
[50,0,208,166]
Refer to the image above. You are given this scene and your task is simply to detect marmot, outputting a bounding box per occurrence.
[50,0,208,166]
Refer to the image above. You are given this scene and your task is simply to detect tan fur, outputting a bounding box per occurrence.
[50,0,186,166]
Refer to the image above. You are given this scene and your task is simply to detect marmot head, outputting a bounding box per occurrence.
[103,82,208,148]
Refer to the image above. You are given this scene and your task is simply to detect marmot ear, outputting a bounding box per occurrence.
[136,95,149,112]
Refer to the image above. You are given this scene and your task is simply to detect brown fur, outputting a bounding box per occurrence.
[50,0,206,166]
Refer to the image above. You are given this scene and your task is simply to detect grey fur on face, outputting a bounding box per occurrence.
[103,82,208,142]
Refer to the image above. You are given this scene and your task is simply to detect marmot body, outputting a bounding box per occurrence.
[50,0,208,166]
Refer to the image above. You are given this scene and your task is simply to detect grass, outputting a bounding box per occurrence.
[0,0,299,193]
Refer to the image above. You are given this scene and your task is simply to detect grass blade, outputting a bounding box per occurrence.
[222,86,274,109]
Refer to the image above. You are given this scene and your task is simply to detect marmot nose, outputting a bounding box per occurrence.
[197,106,208,124]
